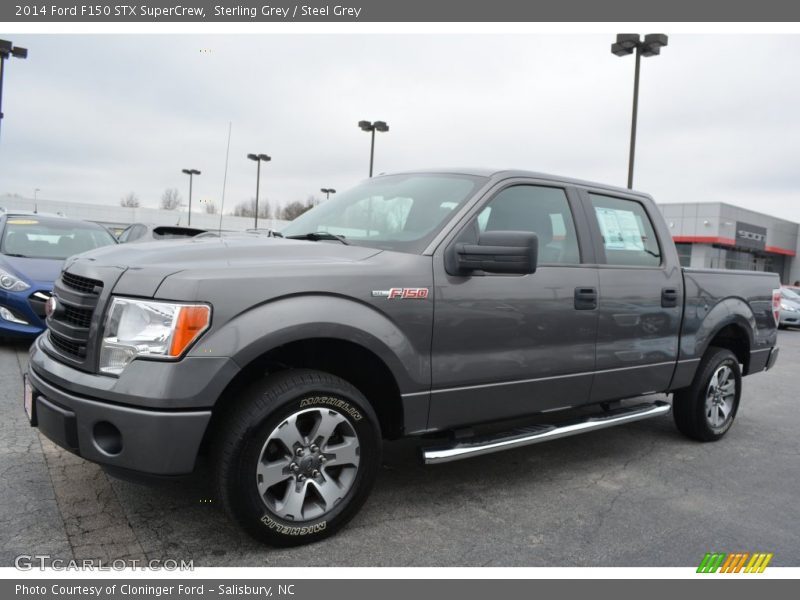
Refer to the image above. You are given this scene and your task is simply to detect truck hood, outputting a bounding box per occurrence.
[66,235,384,298]
[67,235,382,271]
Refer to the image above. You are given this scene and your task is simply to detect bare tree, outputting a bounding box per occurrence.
[280,196,318,220]
[120,192,140,208]
[204,200,218,215]
[232,198,272,219]
[160,188,182,210]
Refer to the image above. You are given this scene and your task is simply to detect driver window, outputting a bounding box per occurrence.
[474,185,580,265]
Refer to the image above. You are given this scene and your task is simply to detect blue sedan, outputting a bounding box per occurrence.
[0,213,117,338]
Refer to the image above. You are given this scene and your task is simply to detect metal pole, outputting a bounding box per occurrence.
[369,129,375,177]
[188,174,193,226]
[254,159,261,230]
[0,55,6,141]
[627,46,642,190]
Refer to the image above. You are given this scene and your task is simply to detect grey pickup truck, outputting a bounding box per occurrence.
[25,170,781,546]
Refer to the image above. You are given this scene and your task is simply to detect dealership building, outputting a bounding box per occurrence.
[658,202,800,285]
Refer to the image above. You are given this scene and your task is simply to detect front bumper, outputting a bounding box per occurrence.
[779,310,800,327]
[25,336,239,475]
[0,289,48,337]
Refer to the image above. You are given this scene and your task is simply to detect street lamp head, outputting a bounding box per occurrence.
[0,40,11,56]
[247,153,259,161]
[642,33,668,57]
[616,33,641,49]
[258,154,271,162]
[191,169,201,175]
[643,33,669,48]
[373,121,389,132]
[11,46,28,59]
[611,42,634,57]
[182,168,192,175]
[358,120,373,132]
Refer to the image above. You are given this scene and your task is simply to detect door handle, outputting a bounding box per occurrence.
[661,287,679,308]
[574,287,598,310]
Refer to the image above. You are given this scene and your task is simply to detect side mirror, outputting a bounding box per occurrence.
[448,230,538,275]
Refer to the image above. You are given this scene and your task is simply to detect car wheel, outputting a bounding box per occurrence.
[673,346,741,442]
[212,369,381,546]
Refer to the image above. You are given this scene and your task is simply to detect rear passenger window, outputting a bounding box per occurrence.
[476,185,580,265]
[589,194,661,267]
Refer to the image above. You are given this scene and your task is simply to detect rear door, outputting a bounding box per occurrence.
[578,189,683,402]
[428,179,600,430]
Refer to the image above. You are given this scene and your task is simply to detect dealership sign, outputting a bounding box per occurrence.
[735,221,767,251]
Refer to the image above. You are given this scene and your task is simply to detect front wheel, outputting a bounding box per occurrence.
[673,347,742,442]
[212,369,381,546]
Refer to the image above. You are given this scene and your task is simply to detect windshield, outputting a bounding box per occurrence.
[1,218,117,260]
[782,287,800,300]
[280,173,486,253]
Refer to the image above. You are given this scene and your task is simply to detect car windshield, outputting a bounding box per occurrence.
[280,173,486,253]
[782,288,800,300]
[1,218,117,259]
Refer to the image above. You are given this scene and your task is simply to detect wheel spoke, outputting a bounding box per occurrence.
[326,437,360,467]
[272,415,305,452]
[719,380,736,396]
[257,458,292,490]
[311,478,344,510]
[718,401,731,421]
[279,481,308,520]
[309,410,348,447]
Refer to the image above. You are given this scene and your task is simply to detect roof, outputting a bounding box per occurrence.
[378,168,650,198]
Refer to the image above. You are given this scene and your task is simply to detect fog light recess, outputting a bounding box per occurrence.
[93,421,123,455]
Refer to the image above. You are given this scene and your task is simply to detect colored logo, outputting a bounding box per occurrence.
[697,552,773,573]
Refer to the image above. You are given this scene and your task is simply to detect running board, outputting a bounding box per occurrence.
[422,401,671,465]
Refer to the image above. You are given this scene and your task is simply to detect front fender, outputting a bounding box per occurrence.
[190,294,429,394]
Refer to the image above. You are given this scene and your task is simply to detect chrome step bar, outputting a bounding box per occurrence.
[422,401,671,465]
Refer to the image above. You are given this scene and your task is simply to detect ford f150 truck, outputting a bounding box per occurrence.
[25,170,781,546]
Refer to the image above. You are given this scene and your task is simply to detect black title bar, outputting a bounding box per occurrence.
[4,0,800,22]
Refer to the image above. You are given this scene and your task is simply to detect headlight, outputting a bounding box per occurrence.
[99,297,211,376]
[780,302,796,312]
[0,268,30,292]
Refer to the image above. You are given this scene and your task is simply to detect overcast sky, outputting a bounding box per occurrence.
[0,34,798,221]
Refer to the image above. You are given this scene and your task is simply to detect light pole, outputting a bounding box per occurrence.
[320,188,336,200]
[247,153,271,229]
[34,188,39,201]
[358,120,389,177]
[611,33,668,189]
[0,39,28,141]
[181,168,201,226]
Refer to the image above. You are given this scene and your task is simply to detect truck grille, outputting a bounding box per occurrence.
[49,331,86,358]
[62,305,93,329]
[61,272,102,295]
[46,270,106,367]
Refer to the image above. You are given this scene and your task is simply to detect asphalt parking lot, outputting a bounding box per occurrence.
[1,333,799,568]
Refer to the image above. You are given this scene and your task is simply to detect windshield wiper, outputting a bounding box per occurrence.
[2,253,29,258]
[286,232,350,245]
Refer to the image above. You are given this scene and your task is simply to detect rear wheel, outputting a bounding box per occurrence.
[673,347,741,442]
[212,369,381,546]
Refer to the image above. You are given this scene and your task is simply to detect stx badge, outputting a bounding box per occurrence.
[372,288,430,299]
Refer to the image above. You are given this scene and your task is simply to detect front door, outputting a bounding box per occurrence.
[429,181,600,430]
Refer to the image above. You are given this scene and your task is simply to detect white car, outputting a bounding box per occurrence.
[779,287,800,329]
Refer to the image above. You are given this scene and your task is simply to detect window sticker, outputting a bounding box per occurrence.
[594,207,644,251]
[6,219,39,225]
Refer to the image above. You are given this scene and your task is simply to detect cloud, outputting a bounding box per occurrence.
[0,34,798,221]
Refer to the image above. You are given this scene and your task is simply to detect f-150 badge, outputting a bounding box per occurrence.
[372,288,429,299]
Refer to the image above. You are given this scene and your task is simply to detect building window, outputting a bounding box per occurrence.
[675,242,692,267]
